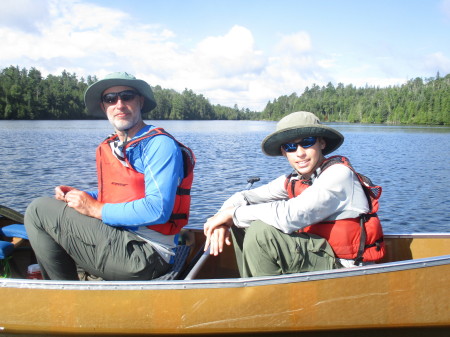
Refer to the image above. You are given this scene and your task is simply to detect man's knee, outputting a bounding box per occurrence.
[26,196,51,213]
[25,197,49,222]
[25,197,60,231]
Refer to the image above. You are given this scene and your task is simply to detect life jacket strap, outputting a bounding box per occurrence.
[354,213,378,265]
[365,237,384,251]
[177,187,191,195]
[170,213,188,220]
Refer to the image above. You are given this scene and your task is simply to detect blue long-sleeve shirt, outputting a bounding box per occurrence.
[88,125,184,228]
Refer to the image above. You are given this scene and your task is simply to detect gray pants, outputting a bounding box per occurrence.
[24,197,169,281]
[231,221,337,277]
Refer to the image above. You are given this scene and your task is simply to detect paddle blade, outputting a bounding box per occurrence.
[0,205,25,224]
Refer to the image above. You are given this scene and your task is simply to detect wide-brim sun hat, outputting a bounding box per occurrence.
[84,72,157,117]
[261,111,344,156]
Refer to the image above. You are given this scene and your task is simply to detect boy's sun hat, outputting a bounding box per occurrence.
[261,111,344,156]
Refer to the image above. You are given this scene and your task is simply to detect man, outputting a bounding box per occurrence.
[25,72,195,280]
[204,111,384,277]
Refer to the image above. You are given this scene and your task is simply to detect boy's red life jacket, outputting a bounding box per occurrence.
[96,127,195,235]
[285,156,385,263]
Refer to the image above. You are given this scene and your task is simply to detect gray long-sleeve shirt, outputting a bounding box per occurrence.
[222,164,369,234]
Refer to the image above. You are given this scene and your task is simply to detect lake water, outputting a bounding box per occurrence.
[1,120,449,233]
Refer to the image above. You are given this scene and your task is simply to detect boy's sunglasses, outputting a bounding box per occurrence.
[102,90,139,104]
[282,137,317,152]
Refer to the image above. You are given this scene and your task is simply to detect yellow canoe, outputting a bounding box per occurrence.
[1,216,449,336]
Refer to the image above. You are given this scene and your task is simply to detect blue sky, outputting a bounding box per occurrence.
[1,0,449,111]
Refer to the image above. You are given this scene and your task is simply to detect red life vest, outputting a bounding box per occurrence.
[96,127,195,235]
[285,156,385,263]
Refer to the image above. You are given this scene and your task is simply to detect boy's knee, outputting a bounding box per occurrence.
[244,221,275,249]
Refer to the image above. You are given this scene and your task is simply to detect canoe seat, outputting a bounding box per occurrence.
[0,224,28,247]
[0,241,14,259]
[0,240,15,277]
[0,224,28,277]
[153,245,191,281]
[1,224,28,240]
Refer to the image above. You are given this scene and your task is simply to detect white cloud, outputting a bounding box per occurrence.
[0,0,50,32]
[244,31,333,104]
[1,0,334,110]
[194,25,265,76]
[424,52,450,73]
[3,0,442,112]
[275,31,312,54]
[1,1,176,75]
[170,26,267,106]
[182,29,333,109]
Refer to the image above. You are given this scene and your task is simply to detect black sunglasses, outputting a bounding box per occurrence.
[102,90,140,104]
[282,137,317,152]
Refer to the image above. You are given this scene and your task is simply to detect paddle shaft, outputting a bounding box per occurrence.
[184,177,260,280]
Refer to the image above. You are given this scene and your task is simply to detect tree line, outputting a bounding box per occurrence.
[1,65,449,124]
[261,73,450,125]
[0,66,257,120]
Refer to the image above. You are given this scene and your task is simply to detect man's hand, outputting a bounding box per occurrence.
[64,189,104,219]
[203,207,235,255]
[54,185,75,201]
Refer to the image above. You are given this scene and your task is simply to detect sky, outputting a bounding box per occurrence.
[1,0,450,111]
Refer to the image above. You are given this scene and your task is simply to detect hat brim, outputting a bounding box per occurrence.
[84,78,156,118]
[261,124,344,156]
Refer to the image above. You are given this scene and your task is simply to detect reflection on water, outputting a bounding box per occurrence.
[1,120,449,233]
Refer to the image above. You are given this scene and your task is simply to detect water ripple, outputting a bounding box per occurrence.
[1,120,449,234]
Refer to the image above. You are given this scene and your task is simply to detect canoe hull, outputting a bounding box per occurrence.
[1,217,450,336]
[1,253,449,335]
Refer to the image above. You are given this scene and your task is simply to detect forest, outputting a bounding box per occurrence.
[261,73,450,125]
[0,66,256,121]
[0,65,449,125]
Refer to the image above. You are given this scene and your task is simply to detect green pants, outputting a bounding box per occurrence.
[231,221,337,277]
[24,197,170,281]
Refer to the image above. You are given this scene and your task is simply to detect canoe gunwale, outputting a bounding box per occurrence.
[384,232,450,238]
[1,253,449,291]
